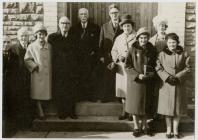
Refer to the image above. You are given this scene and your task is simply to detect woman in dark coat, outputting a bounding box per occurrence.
[125,27,157,137]
[155,33,191,139]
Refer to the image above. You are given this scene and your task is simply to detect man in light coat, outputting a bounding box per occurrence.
[99,4,123,102]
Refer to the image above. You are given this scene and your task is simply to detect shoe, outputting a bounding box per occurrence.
[142,128,154,136]
[58,115,68,120]
[174,133,183,139]
[118,112,128,120]
[128,115,133,121]
[70,115,78,119]
[166,133,173,139]
[38,115,46,120]
[132,129,142,137]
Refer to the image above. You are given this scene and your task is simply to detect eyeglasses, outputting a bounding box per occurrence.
[110,12,119,15]
[60,22,70,25]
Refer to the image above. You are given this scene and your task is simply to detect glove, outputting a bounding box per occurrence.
[33,65,39,72]
[118,56,125,62]
[107,62,117,71]
[166,76,179,85]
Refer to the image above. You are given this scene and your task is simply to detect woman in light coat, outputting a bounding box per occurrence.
[156,33,190,139]
[111,14,136,120]
[125,27,157,137]
[24,23,52,119]
[149,16,168,53]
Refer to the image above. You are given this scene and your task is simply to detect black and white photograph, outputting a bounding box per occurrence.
[1,0,196,139]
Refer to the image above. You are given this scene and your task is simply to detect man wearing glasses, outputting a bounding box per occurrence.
[48,16,78,120]
[98,4,123,102]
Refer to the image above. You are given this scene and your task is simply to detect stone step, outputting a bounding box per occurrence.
[45,101,123,116]
[45,101,194,117]
[32,116,194,132]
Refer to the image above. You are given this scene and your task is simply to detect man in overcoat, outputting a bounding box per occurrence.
[6,27,34,131]
[99,4,123,102]
[70,8,100,102]
[48,16,78,119]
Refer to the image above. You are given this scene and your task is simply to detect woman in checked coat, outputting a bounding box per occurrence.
[24,23,52,120]
[125,27,157,137]
[111,14,136,121]
[156,33,191,139]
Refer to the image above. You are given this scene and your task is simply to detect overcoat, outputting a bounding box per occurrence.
[70,21,100,100]
[99,21,123,101]
[111,32,136,98]
[156,46,190,116]
[24,40,52,100]
[125,41,157,115]
[6,41,34,129]
[47,31,77,116]
[149,34,166,53]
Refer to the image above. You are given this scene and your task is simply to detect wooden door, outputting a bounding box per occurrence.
[57,2,158,35]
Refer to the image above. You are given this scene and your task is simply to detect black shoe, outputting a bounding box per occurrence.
[143,128,154,136]
[118,114,128,120]
[132,129,142,137]
[128,115,133,121]
[166,134,173,139]
[58,115,68,120]
[174,133,183,139]
[70,115,78,119]
[38,115,46,120]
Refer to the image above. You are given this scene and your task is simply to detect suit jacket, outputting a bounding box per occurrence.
[7,41,30,95]
[70,21,100,60]
[99,21,123,65]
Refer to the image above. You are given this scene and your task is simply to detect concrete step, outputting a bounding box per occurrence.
[32,116,194,132]
[45,101,123,116]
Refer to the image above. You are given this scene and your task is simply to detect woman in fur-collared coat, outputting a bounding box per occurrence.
[125,27,157,137]
[156,33,190,138]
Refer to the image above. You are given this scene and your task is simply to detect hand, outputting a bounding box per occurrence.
[100,57,105,63]
[138,74,152,81]
[118,56,125,62]
[90,51,95,56]
[107,62,116,71]
[166,76,179,85]
[34,65,39,72]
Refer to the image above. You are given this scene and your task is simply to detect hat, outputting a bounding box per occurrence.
[136,27,150,39]
[152,16,168,29]
[119,14,134,26]
[108,4,119,11]
[33,23,47,34]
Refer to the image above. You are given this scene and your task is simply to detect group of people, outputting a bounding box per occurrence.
[3,3,191,139]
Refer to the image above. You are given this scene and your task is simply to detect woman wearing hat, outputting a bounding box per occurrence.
[150,15,168,53]
[156,33,190,139]
[125,27,157,137]
[24,23,52,120]
[111,14,136,120]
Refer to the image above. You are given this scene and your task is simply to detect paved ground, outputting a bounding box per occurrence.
[13,131,194,139]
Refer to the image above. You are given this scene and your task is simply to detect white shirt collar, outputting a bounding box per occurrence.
[81,22,88,29]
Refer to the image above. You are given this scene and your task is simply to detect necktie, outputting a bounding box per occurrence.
[81,24,86,38]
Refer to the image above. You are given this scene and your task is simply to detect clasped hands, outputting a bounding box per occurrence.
[166,76,180,86]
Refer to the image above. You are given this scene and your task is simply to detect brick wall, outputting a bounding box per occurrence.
[184,2,195,104]
[3,2,44,43]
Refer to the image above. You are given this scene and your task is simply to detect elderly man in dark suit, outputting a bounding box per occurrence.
[70,8,100,102]
[99,4,123,102]
[48,16,78,119]
[6,27,34,132]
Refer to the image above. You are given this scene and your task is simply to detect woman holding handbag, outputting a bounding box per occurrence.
[111,14,136,120]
